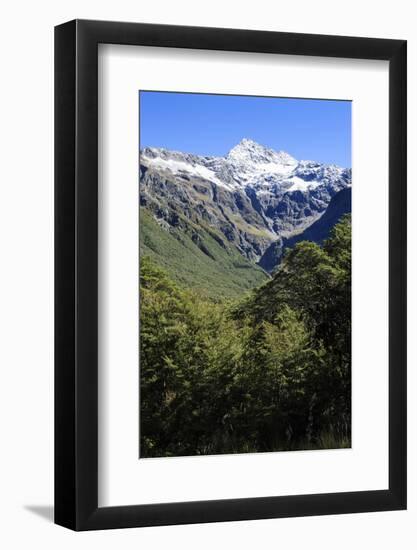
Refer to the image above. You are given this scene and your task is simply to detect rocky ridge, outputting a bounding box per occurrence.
[139,138,351,272]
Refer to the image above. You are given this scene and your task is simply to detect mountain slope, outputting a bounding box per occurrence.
[140,139,351,241]
[286,186,352,246]
[258,187,352,272]
[140,208,268,300]
[139,139,351,295]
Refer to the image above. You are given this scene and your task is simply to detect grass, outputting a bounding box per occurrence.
[148,432,351,458]
[139,208,269,300]
[266,429,351,453]
[229,213,275,238]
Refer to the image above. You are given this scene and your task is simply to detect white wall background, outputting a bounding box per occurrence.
[0,0,415,548]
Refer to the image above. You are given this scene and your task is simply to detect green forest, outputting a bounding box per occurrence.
[140,215,351,458]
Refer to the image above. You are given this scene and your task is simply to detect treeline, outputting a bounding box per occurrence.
[140,215,351,457]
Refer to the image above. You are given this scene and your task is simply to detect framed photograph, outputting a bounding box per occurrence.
[55,19,406,530]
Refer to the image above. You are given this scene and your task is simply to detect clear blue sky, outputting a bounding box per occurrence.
[139,91,351,167]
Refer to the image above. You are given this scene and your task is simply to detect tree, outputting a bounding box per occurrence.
[139,215,352,456]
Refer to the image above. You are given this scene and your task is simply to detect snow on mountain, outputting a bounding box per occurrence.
[286,176,320,192]
[226,138,297,175]
[140,152,230,190]
[139,139,351,263]
[141,139,349,196]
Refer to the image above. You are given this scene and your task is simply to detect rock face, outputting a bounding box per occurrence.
[140,138,351,277]
[258,187,352,272]
[286,186,352,246]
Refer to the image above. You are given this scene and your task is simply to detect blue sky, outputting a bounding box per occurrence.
[140,91,351,167]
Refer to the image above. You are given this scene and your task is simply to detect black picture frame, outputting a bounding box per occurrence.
[55,19,407,531]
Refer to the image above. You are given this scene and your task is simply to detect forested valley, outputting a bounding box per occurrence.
[140,215,351,457]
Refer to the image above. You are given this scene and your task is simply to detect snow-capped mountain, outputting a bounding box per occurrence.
[142,139,350,193]
[139,139,351,269]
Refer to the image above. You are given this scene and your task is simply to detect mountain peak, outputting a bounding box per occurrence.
[227,139,297,167]
[236,138,263,149]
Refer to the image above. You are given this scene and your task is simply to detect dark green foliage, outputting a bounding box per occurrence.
[140,216,352,457]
